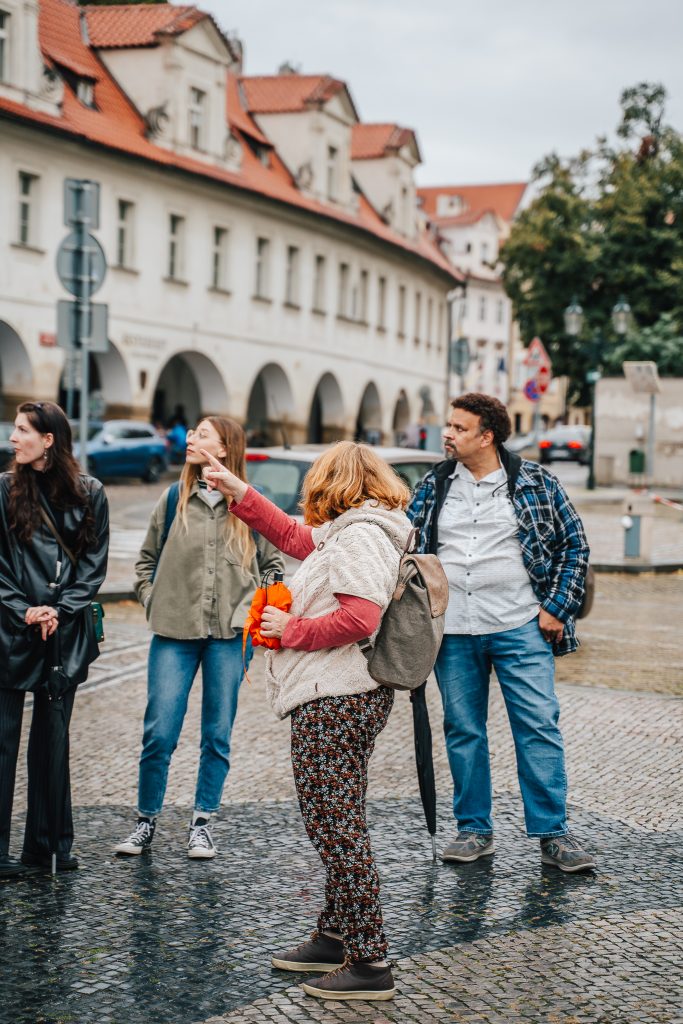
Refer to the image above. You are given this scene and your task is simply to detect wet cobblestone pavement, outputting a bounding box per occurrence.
[2,600,682,1022]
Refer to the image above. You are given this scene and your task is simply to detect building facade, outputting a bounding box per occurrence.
[0,0,460,444]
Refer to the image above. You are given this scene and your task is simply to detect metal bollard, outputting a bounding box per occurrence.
[621,496,654,561]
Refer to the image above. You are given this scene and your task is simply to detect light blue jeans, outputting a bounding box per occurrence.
[434,617,568,838]
[138,635,250,818]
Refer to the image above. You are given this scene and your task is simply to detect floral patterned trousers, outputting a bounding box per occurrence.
[290,686,394,962]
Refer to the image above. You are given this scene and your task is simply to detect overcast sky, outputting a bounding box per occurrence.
[206,0,682,186]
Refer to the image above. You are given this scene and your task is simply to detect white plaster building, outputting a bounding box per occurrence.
[0,0,460,444]
[417,183,527,406]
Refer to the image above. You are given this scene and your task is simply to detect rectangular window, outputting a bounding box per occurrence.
[479,296,487,321]
[426,297,433,345]
[313,254,326,312]
[401,185,409,231]
[212,226,229,290]
[481,241,489,264]
[327,145,338,200]
[168,214,185,279]
[285,245,300,306]
[437,302,445,350]
[116,200,134,268]
[496,298,505,325]
[414,291,422,343]
[77,78,95,108]
[398,284,406,337]
[189,87,206,150]
[255,236,270,298]
[337,262,349,316]
[377,276,387,329]
[17,171,38,246]
[0,12,8,84]
[359,269,368,322]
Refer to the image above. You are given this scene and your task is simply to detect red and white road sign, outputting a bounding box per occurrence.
[537,364,551,393]
[524,337,551,371]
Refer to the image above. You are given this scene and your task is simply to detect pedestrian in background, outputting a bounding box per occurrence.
[114,416,281,860]
[408,393,596,872]
[0,401,109,877]
[203,441,412,1003]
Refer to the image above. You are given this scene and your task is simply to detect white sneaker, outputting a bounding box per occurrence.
[188,818,216,859]
[114,818,156,856]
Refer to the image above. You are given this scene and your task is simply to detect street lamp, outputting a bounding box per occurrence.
[564,294,630,490]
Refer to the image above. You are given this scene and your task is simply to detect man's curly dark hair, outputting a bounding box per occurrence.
[451,393,511,447]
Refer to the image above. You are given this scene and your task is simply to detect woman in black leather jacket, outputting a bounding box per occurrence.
[0,401,109,877]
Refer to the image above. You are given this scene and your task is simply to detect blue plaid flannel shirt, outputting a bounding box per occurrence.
[407,456,589,656]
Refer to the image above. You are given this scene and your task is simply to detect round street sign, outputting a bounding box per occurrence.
[56,230,107,299]
[524,378,540,402]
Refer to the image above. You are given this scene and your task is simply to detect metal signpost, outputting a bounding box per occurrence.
[523,337,552,439]
[623,360,661,482]
[449,337,471,395]
[56,179,108,472]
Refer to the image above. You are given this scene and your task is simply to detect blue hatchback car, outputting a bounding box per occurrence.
[72,420,169,482]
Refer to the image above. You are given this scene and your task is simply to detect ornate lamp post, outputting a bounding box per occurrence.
[564,294,631,490]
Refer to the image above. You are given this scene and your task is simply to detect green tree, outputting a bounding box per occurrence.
[500,83,683,404]
[602,314,683,377]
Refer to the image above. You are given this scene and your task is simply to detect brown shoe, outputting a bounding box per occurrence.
[301,960,396,1001]
[271,931,345,972]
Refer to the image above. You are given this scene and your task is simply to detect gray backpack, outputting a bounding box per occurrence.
[357,526,448,691]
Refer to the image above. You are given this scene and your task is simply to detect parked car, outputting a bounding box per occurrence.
[538,425,592,465]
[71,420,169,482]
[0,423,14,471]
[246,445,441,517]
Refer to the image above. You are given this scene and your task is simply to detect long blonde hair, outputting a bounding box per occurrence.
[301,441,410,527]
[177,416,256,569]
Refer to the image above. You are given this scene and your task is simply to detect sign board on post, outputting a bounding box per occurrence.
[57,300,109,353]
[64,179,100,230]
[524,336,551,371]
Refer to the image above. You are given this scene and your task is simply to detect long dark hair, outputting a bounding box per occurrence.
[8,401,97,556]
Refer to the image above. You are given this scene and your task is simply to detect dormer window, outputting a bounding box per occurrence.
[0,12,8,83]
[189,87,206,150]
[327,145,339,201]
[77,78,95,108]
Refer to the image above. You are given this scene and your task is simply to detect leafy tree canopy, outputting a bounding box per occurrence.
[500,83,683,404]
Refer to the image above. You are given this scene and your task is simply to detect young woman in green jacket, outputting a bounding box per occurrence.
[114,416,282,860]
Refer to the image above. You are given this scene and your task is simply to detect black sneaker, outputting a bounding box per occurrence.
[114,817,156,856]
[21,851,79,871]
[541,833,596,873]
[442,831,494,863]
[301,960,396,1001]
[0,854,30,879]
[272,931,346,972]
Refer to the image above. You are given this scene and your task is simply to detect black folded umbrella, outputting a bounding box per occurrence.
[410,681,437,862]
[45,634,71,876]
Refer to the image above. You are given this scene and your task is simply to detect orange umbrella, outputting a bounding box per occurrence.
[242,571,292,677]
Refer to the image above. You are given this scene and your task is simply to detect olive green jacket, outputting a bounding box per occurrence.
[135,482,283,640]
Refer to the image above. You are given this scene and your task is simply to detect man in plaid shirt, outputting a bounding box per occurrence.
[408,393,596,872]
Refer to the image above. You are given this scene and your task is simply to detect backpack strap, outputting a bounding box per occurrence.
[152,482,180,581]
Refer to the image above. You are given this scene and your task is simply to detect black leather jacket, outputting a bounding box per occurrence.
[0,472,109,692]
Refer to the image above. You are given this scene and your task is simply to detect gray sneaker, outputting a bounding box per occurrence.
[541,833,596,873]
[442,831,494,863]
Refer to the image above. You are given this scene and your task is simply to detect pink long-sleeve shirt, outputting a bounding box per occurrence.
[230,486,381,651]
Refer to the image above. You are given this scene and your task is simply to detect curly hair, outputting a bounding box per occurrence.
[451,393,511,447]
[300,441,410,527]
[8,401,96,556]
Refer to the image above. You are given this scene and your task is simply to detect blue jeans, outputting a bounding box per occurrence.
[434,617,568,838]
[138,635,249,817]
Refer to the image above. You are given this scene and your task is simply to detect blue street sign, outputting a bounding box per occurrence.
[524,378,540,402]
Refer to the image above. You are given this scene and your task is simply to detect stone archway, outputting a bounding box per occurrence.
[307,372,345,443]
[0,321,34,418]
[246,363,295,446]
[392,389,411,445]
[152,350,229,428]
[355,381,383,445]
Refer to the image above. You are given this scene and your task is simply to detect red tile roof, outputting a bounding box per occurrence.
[0,0,460,282]
[239,74,354,116]
[351,123,419,161]
[83,4,206,49]
[418,182,527,223]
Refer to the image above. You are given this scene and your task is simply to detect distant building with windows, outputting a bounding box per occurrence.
[0,0,461,443]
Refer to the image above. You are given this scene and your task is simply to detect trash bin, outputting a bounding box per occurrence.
[629,449,645,474]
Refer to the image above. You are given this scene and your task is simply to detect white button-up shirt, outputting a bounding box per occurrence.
[437,461,539,634]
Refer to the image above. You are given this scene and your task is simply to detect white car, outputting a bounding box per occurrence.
[246,444,441,574]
